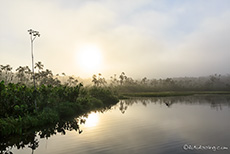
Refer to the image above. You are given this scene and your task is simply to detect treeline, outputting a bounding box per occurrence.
[1,62,230,93]
[2,62,230,93]
[0,62,78,86]
[107,72,230,93]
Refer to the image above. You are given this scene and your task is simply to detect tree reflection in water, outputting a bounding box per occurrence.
[0,105,114,154]
[118,95,230,114]
[0,118,82,154]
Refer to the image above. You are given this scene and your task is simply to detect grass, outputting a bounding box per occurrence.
[122,91,230,97]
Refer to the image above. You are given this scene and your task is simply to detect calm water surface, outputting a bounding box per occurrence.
[5,95,230,154]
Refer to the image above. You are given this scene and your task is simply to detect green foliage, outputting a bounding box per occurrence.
[88,86,119,105]
[0,62,119,137]
[0,81,34,118]
[0,80,119,136]
[37,108,59,125]
[0,81,85,118]
[76,96,104,112]
[56,102,76,118]
[0,109,59,136]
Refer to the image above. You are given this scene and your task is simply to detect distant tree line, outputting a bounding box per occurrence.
[92,72,230,92]
[1,63,230,92]
[110,72,230,92]
[0,62,78,87]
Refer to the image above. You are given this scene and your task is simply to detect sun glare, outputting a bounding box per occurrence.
[84,112,99,128]
[76,45,102,74]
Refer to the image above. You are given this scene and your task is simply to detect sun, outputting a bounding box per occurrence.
[76,45,102,73]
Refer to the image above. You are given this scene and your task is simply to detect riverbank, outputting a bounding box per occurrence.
[122,91,230,97]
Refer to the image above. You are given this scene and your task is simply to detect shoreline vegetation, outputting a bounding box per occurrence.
[122,91,230,98]
[1,62,230,137]
[0,81,118,136]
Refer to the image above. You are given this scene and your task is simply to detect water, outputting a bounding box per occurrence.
[2,95,230,154]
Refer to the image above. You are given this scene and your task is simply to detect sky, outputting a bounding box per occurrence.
[1,0,230,79]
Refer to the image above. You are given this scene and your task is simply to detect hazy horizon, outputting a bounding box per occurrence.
[1,0,230,79]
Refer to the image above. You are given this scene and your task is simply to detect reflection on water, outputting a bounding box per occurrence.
[83,112,99,128]
[0,107,111,154]
[118,95,230,113]
[1,95,230,154]
[0,118,83,154]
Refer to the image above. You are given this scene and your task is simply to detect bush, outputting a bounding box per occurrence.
[56,102,75,118]
[0,81,119,136]
[88,87,119,105]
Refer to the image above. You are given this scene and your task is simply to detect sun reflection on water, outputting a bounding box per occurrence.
[84,112,99,128]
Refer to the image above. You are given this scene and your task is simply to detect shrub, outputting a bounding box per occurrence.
[88,87,119,105]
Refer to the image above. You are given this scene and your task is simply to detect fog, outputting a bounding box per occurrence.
[1,0,230,78]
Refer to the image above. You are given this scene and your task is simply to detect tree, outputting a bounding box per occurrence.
[39,69,53,85]
[67,76,78,86]
[98,73,107,86]
[141,77,148,85]
[92,74,99,86]
[110,74,119,86]
[119,72,127,85]
[35,61,44,73]
[92,73,107,86]
[16,66,26,83]
[0,64,13,83]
